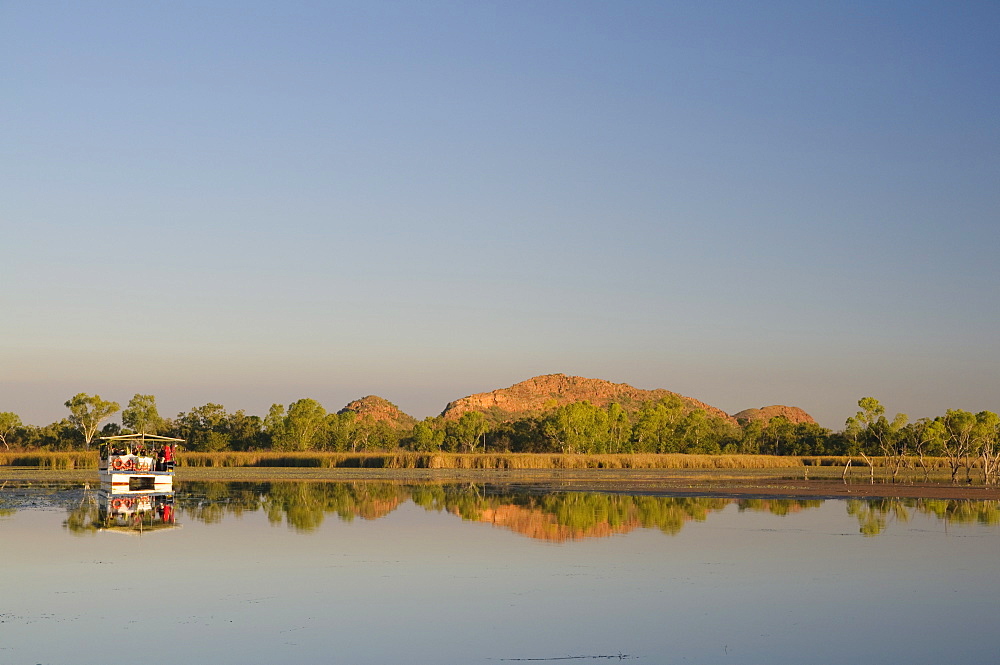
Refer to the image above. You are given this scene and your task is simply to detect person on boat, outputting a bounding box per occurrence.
[163,443,174,470]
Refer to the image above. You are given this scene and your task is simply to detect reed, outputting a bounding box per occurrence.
[0,450,962,473]
[176,451,865,470]
[0,451,99,469]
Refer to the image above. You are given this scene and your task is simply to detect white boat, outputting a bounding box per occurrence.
[98,433,182,492]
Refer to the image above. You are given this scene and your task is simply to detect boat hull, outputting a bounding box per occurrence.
[99,470,173,492]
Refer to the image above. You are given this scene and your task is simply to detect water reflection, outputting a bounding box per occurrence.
[63,488,177,535]
[56,481,995,540]
[846,496,1000,536]
[4,480,999,665]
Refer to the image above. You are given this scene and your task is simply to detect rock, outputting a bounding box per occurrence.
[338,395,417,428]
[731,405,817,426]
[440,374,737,424]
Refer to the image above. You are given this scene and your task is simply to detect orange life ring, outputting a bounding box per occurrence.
[112,498,123,510]
[112,457,124,470]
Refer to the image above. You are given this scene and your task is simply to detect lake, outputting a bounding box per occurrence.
[1,480,997,664]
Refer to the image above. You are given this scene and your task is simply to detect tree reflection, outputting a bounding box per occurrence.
[41,481,1000,540]
[63,492,102,535]
[846,497,1000,535]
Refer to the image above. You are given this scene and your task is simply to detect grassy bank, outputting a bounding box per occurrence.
[0,451,98,469]
[0,450,957,471]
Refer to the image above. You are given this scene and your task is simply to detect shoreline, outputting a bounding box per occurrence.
[3,467,999,501]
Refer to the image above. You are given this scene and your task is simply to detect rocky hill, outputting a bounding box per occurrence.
[731,405,817,426]
[440,374,737,424]
[338,395,417,428]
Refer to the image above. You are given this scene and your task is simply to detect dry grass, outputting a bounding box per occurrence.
[0,450,960,473]
[152,452,879,470]
[0,452,98,469]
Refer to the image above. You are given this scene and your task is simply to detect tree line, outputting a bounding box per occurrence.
[1,393,998,484]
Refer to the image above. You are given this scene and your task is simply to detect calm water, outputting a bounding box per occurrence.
[1,481,997,665]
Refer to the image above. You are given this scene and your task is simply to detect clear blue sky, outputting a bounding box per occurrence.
[3,1,998,429]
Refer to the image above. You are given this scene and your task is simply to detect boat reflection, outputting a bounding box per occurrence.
[63,487,178,535]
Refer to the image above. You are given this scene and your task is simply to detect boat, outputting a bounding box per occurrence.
[98,433,181,492]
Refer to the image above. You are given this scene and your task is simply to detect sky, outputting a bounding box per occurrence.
[3,1,998,430]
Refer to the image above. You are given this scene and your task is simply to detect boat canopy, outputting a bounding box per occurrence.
[100,433,185,443]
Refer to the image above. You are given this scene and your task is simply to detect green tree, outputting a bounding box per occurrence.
[632,397,684,453]
[606,403,631,454]
[178,403,230,452]
[940,409,976,484]
[846,397,907,483]
[972,411,1000,485]
[280,398,327,451]
[677,409,714,453]
[446,411,489,453]
[541,402,607,454]
[408,418,444,452]
[901,418,946,480]
[738,418,765,455]
[226,410,265,451]
[65,393,120,447]
[264,403,287,449]
[788,422,832,456]
[122,394,163,434]
[0,411,22,450]
[764,416,795,455]
[325,411,356,452]
[22,419,82,450]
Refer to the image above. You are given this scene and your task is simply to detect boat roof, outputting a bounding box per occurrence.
[100,433,185,442]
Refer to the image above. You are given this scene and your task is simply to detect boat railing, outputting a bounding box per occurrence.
[102,453,174,473]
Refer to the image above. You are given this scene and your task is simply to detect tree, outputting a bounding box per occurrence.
[177,403,230,452]
[408,419,444,452]
[122,394,163,434]
[738,418,765,455]
[940,409,976,484]
[632,397,684,453]
[900,418,945,480]
[678,409,717,453]
[226,410,265,451]
[325,411,356,452]
[606,403,631,454]
[445,411,489,453]
[65,393,120,447]
[541,402,606,454]
[264,399,329,451]
[282,399,327,451]
[846,397,907,483]
[0,411,22,450]
[764,416,795,456]
[972,411,1000,486]
[264,404,287,449]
